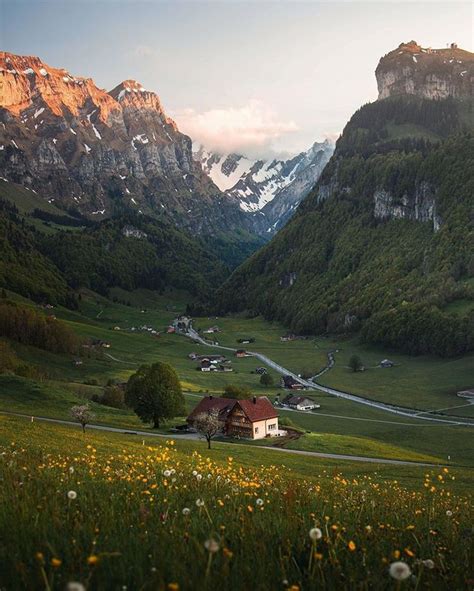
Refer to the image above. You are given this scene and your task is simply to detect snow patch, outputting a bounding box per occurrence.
[34,107,45,119]
[83,143,91,154]
[39,68,48,76]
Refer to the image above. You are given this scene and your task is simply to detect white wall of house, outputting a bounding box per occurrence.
[251,417,279,439]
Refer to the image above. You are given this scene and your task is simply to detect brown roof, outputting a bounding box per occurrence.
[236,397,278,422]
[187,396,236,422]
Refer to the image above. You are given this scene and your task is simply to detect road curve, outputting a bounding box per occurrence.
[185,329,474,427]
[1,411,437,467]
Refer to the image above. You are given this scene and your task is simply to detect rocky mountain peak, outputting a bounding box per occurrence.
[0,51,119,122]
[109,79,178,130]
[376,41,474,100]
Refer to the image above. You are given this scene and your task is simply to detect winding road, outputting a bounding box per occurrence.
[185,328,474,427]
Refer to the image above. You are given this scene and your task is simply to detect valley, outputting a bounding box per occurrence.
[1,287,473,468]
[0,28,473,591]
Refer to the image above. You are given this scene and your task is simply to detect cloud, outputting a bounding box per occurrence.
[172,100,299,158]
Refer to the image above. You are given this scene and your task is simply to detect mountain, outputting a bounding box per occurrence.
[376,40,474,100]
[0,52,254,237]
[195,141,333,235]
[216,42,474,357]
[0,178,228,305]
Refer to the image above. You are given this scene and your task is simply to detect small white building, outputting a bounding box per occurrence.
[283,395,320,411]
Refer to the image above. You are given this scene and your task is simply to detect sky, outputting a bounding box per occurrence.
[1,0,472,158]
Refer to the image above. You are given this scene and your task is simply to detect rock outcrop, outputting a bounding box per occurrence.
[376,41,474,100]
[0,52,250,235]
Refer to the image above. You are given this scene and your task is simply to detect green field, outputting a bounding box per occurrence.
[1,288,473,467]
[1,415,472,590]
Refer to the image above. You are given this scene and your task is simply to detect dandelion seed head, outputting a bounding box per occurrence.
[67,490,77,500]
[389,561,411,580]
[204,538,220,553]
[309,527,322,541]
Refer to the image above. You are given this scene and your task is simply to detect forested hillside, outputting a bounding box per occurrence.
[0,181,228,305]
[217,97,474,356]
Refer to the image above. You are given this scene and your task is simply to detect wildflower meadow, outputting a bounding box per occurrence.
[0,417,472,590]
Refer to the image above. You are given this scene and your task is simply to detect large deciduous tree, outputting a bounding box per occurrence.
[125,362,185,428]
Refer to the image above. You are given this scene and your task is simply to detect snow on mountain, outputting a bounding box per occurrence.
[194,140,334,233]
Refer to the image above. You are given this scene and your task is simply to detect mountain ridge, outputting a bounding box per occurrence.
[194,140,333,235]
[0,51,254,237]
[216,42,474,357]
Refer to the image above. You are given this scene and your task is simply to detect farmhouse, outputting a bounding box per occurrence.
[235,349,252,358]
[187,395,284,440]
[283,395,320,411]
[203,325,220,334]
[380,359,395,368]
[280,375,304,390]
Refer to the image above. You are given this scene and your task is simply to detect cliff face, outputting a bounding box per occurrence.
[376,41,474,100]
[0,52,249,235]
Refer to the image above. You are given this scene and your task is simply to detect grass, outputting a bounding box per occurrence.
[2,289,474,466]
[0,415,472,590]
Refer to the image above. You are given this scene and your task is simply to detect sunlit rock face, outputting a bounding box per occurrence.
[0,52,250,235]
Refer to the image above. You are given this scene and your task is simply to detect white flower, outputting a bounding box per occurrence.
[163,469,171,477]
[196,474,203,481]
[182,507,191,516]
[204,538,220,553]
[67,490,77,500]
[196,498,205,507]
[69,466,75,474]
[66,583,85,591]
[256,498,264,506]
[192,470,198,476]
[423,559,435,569]
[389,561,411,580]
[309,527,322,541]
[446,510,453,517]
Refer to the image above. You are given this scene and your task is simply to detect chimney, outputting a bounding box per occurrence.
[253,396,257,404]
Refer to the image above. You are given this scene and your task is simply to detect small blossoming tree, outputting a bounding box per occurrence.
[71,404,95,433]
[194,409,221,449]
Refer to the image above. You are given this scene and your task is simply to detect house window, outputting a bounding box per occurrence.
[268,423,276,430]
[255,427,259,434]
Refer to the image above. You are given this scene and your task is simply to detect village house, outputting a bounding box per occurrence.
[282,394,320,411]
[173,315,192,332]
[187,395,284,440]
[235,349,252,358]
[280,334,296,342]
[280,375,304,390]
[380,359,395,368]
[203,325,220,334]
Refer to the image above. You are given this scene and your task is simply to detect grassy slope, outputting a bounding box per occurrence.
[1,415,472,591]
[1,289,473,465]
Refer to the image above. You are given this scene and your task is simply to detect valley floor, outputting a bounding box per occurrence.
[1,287,473,468]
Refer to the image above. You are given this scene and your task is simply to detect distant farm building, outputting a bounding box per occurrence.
[280,375,304,390]
[380,359,395,368]
[187,395,284,440]
[235,349,252,358]
[283,395,320,411]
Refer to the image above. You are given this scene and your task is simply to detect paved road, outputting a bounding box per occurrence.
[185,329,474,427]
[1,411,437,467]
